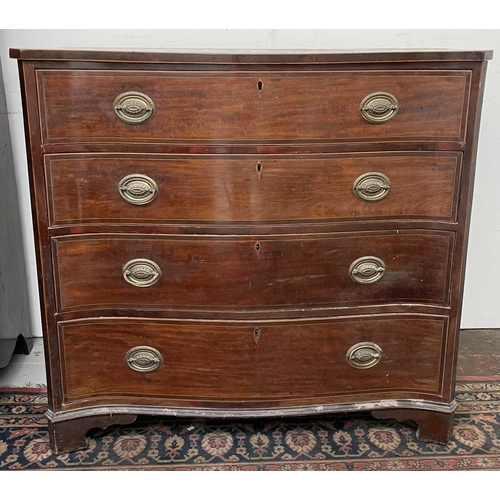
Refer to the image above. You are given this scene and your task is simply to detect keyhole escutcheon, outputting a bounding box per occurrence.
[256,161,263,178]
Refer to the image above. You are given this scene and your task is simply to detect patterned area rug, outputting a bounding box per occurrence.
[1,379,500,470]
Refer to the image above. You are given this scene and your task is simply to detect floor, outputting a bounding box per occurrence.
[455,329,500,378]
[0,338,47,387]
[0,329,499,387]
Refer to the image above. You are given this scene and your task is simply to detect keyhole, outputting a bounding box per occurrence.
[254,328,260,339]
[257,80,263,92]
[256,161,262,175]
[255,241,261,252]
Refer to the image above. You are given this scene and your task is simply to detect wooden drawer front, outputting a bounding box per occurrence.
[59,315,446,404]
[46,153,461,226]
[53,232,453,313]
[38,70,470,144]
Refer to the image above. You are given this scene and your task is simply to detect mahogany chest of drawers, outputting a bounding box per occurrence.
[12,48,491,453]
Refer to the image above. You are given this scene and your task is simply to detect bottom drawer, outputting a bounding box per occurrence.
[58,315,447,406]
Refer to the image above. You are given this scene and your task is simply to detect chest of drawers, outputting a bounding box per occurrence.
[12,48,491,453]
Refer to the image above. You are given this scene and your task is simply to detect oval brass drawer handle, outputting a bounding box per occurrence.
[114,91,155,124]
[126,346,162,373]
[360,92,398,123]
[349,256,386,284]
[123,258,162,287]
[353,172,391,202]
[118,174,158,205]
[346,342,382,369]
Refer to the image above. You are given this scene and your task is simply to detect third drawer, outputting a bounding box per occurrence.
[52,231,454,313]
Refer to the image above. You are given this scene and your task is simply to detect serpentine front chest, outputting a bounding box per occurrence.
[11,48,491,453]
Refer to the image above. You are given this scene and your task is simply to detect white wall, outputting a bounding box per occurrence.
[0,29,499,335]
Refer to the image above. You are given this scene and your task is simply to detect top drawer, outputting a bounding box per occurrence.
[36,70,471,145]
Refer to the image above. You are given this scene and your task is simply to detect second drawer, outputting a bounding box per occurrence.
[52,231,453,313]
[45,153,461,226]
